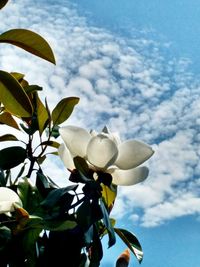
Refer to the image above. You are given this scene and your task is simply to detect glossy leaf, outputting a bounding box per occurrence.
[77,200,103,230]
[0,226,11,250]
[100,199,116,248]
[0,0,9,10]
[114,228,143,263]
[0,70,33,117]
[44,220,77,231]
[10,72,25,81]
[40,140,60,149]
[17,178,42,213]
[52,97,79,126]
[0,29,56,64]
[74,156,90,178]
[36,171,53,200]
[22,227,42,266]
[36,96,49,135]
[0,170,6,186]
[25,85,43,94]
[41,186,77,209]
[89,225,103,267]
[0,146,26,170]
[0,134,18,142]
[0,112,20,130]
[101,184,117,210]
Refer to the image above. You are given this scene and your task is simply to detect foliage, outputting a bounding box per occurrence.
[0,1,147,267]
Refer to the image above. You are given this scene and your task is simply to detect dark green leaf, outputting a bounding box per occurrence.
[40,140,60,149]
[17,178,42,213]
[22,227,42,266]
[52,97,79,126]
[0,134,18,142]
[0,70,33,117]
[0,146,26,170]
[79,253,88,267]
[0,112,20,130]
[74,156,91,178]
[114,228,143,263]
[99,199,116,248]
[0,226,11,251]
[41,186,77,209]
[51,125,60,138]
[89,225,103,267]
[76,200,102,230]
[36,171,51,198]
[0,170,6,186]
[24,85,43,94]
[44,220,77,231]
[0,29,56,64]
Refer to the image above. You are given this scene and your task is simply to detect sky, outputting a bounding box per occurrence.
[0,0,200,266]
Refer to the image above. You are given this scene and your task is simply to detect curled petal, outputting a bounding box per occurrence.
[87,134,118,169]
[58,143,75,170]
[0,187,22,214]
[115,140,154,170]
[59,126,91,158]
[108,166,149,186]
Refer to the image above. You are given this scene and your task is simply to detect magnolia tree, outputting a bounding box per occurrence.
[0,1,154,267]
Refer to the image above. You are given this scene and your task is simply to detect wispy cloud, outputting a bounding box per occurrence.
[1,0,200,227]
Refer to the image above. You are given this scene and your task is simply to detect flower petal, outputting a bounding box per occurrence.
[108,166,149,186]
[58,143,75,170]
[59,126,91,158]
[115,140,154,170]
[0,187,22,214]
[87,134,118,169]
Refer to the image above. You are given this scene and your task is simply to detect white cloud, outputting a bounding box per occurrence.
[1,0,200,227]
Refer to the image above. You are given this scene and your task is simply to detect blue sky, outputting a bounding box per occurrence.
[1,0,200,266]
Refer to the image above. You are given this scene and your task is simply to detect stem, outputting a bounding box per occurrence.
[26,134,35,178]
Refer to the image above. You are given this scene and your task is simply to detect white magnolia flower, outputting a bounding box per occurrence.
[0,187,22,214]
[58,126,154,186]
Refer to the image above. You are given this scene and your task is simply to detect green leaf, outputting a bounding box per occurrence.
[36,96,49,135]
[0,146,26,170]
[25,84,43,94]
[76,200,103,230]
[0,226,11,251]
[99,199,116,248]
[0,112,20,130]
[0,170,6,186]
[17,178,42,213]
[44,220,77,231]
[41,186,76,209]
[0,0,9,10]
[101,184,117,210]
[0,70,33,117]
[114,228,143,263]
[10,72,25,81]
[0,134,18,142]
[89,225,103,267]
[40,140,60,149]
[0,29,56,64]
[52,97,79,126]
[22,227,42,266]
[74,156,90,178]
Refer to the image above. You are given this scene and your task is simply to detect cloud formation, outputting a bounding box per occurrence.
[0,0,200,227]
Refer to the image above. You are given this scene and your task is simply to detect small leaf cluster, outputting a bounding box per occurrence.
[0,1,144,267]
